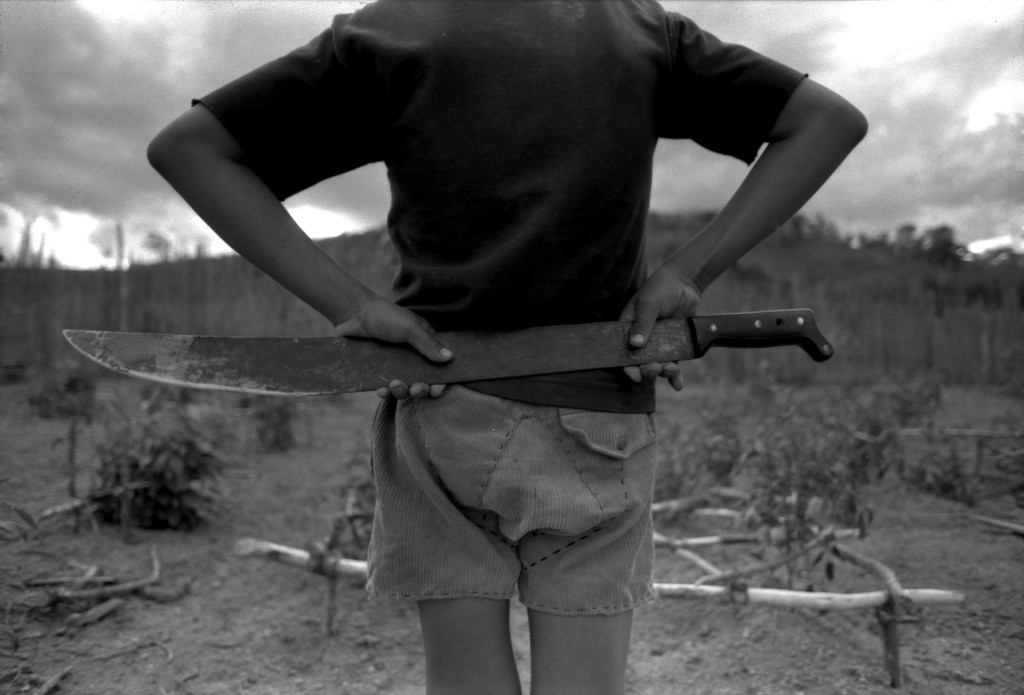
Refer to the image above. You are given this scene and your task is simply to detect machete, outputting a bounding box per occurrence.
[63,308,833,397]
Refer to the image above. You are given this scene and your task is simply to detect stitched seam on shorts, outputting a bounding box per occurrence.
[372,590,513,600]
[472,519,517,549]
[479,412,525,508]
[522,526,602,569]
[520,593,655,614]
[539,414,606,512]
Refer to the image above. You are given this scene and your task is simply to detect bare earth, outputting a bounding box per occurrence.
[1,379,1022,695]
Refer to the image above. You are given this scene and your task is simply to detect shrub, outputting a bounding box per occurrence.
[27,369,95,419]
[241,396,296,451]
[91,388,230,530]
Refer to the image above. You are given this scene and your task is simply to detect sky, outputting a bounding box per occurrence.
[1,0,1022,268]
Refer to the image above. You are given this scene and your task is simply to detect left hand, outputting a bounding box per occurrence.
[618,268,701,391]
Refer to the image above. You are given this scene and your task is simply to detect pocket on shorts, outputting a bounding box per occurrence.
[555,408,656,523]
[558,409,655,459]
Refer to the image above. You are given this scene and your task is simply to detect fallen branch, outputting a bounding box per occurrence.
[138,577,193,603]
[653,584,964,609]
[51,546,160,603]
[672,548,722,576]
[38,499,89,523]
[967,514,1024,537]
[33,663,73,695]
[235,536,964,609]
[692,508,743,522]
[650,495,709,515]
[832,544,904,598]
[653,528,860,550]
[708,486,753,503]
[25,575,117,588]
[91,639,173,663]
[654,530,759,548]
[66,598,124,627]
[830,543,913,686]
[234,538,367,578]
[696,530,836,586]
[895,427,1024,439]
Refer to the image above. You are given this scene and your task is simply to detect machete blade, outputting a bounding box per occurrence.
[63,309,832,396]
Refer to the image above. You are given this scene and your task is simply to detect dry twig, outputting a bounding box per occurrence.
[67,598,125,627]
[52,546,160,603]
[967,513,1024,537]
[32,663,73,695]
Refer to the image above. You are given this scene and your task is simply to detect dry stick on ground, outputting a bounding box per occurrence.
[653,528,860,551]
[119,458,133,543]
[66,417,80,533]
[26,574,117,588]
[235,537,964,609]
[694,529,838,587]
[654,530,760,548]
[967,513,1024,538]
[48,546,160,604]
[654,584,962,609]
[235,533,962,688]
[91,639,173,663]
[234,538,367,578]
[32,662,73,695]
[832,544,905,599]
[649,494,710,515]
[895,427,1024,439]
[66,598,125,628]
[832,543,910,688]
[321,517,347,636]
[672,547,722,576]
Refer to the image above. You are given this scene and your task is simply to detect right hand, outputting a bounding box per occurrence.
[334,295,452,400]
[618,268,701,390]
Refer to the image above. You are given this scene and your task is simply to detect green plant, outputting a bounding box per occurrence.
[902,445,971,504]
[243,396,296,451]
[91,389,230,530]
[745,400,868,531]
[26,369,95,419]
[841,376,944,482]
[735,394,873,588]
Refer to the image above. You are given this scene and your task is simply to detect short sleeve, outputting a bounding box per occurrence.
[658,14,806,163]
[193,17,387,200]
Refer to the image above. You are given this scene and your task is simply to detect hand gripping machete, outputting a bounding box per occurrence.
[63,308,833,397]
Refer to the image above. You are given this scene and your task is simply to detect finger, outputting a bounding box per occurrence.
[628,297,659,348]
[428,384,447,398]
[639,362,663,380]
[376,386,391,399]
[408,382,430,398]
[618,298,637,324]
[661,361,684,391]
[388,379,410,400]
[405,322,453,363]
[623,365,642,383]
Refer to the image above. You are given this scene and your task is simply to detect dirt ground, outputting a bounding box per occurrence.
[1,377,1022,695]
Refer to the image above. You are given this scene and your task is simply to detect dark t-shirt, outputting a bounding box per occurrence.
[195,0,805,413]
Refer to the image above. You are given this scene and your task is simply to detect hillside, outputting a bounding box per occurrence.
[2,211,1022,385]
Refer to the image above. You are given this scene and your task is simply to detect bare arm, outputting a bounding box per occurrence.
[621,78,868,385]
[147,105,451,397]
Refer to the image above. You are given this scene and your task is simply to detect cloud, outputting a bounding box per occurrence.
[0,0,1020,266]
[653,2,1024,242]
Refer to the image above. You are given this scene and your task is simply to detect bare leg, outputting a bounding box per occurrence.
[528,609,633,695]
[418,598,522,695]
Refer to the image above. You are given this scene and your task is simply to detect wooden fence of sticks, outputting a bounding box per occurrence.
[234,491,968,690]
[2,224,1023,388]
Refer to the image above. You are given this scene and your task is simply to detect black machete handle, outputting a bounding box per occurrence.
[689,309,834,362]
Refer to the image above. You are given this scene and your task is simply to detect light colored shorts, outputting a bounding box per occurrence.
[366,385,658,616]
